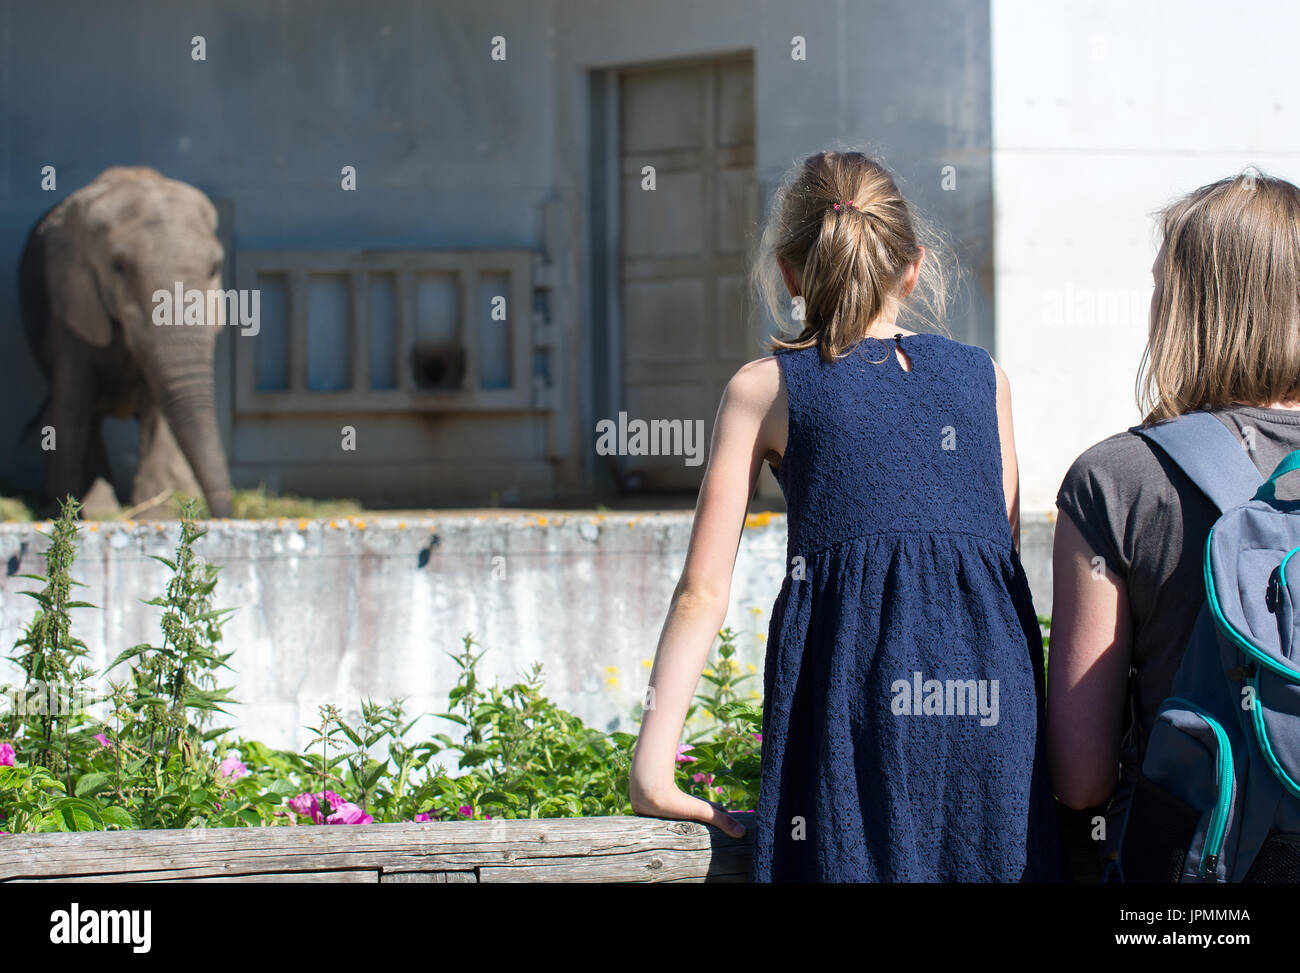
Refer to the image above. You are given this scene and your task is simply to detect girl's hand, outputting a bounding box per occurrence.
[630,781,747,839]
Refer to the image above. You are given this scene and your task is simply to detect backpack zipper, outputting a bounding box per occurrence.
[1204,530,1300,683]
[1204,530,1300,801]
[1166,696,1232,882]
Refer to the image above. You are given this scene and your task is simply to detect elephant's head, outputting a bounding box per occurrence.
[42,166,234,517]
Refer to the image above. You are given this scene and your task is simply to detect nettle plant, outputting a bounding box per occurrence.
[0,499,762,833]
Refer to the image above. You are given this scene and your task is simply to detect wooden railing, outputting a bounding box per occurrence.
[0,813,756,883]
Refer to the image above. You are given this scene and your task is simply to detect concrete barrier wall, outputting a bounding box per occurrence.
[0,512,1055,751]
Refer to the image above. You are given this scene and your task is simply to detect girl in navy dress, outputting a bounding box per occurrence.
[630,150,1061,881]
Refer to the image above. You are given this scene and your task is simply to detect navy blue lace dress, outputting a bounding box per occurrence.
[751,332,1061,882]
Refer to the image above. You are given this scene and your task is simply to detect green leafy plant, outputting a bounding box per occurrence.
[0,501,764,833]
[429,635,637,818]
[671,626,762,810]
[6,496,96,788]
[110,496,237,760]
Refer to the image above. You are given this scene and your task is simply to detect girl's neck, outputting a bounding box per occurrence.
[861,321,917,340]
[1233,398,1300,412]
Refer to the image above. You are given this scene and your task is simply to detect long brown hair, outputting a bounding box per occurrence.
[755,150,950,361]
[1139,170,1300,424]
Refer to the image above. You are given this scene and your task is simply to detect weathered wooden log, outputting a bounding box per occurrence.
[0,812,756,883]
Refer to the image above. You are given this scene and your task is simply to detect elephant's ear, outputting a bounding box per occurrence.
[46,238,113,349]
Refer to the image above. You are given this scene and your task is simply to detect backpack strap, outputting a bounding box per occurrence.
[1130,411,1263,514]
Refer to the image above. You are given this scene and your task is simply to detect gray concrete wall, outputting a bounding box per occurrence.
[0,511,1054,752]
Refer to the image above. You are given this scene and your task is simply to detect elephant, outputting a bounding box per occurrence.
[18,166,234,518]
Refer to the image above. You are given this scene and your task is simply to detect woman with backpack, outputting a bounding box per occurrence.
[1049,171,1300,881]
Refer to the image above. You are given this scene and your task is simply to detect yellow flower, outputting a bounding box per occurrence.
[749,606,763,616]
[605,665,619,675]
[755,633,767,643]
[606,676,620,688]
[641,659,653,669]
[750,690,761,699]
[746,663,757,673]
[702,668,714,677]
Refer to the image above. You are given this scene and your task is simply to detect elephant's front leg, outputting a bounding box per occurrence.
[44,351,96,513]
[133,398,204,517]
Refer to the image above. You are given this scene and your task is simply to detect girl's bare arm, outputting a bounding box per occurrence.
[1046,512,1133,808]
[991,359,1021,553]
[628,356,786,838]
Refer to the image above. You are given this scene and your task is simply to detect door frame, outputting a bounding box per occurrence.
[586,50,755,498]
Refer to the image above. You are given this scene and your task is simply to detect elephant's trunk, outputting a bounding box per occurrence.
[153,361,234,519]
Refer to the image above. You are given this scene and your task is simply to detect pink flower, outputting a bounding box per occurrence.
[691,772,714,785]
[93,733,113,749]
[288,791,352,824]
[413,813,433,822]
[325,802,373,825]
[288,793,323,823]
[322,791,346,810]
[0,743,14,766]
[218,756,247,779]
[675,744,697,764]
[752,733,762,743]
[458,805,473,817]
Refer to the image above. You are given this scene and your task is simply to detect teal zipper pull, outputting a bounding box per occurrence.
[1166,696,1234,881]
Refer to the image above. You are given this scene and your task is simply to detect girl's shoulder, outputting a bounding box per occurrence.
[1061,428,1164,491]
[724,354,784,410]
[1057,429,1177,581]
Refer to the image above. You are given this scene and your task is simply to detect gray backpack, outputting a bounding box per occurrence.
[1116,410,1300,882]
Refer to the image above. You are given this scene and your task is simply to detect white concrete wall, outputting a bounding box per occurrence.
[992,0,1300,513]
[0,515,786,752]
